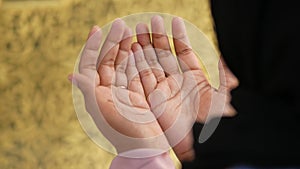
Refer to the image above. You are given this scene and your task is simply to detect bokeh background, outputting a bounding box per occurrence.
[0,0,218,168]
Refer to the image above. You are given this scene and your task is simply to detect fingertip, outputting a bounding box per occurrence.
[151,15,163,24]
[67,74,78,87]
[125,26,132,34]
[85,27,102,50]
[172,17,183,25]
[112,18,125,27]
[92,25,100,32]
[87,25,101,39]
[136,23,149,34]
[67,74,73,82]
[172,17,186,38]
[151,15,165,34]
[123,26,133,39]
[224,104,238,117]
[131,42,142,52]
[107,18,126,43]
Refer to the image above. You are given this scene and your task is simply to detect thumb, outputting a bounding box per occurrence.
[68,73,94,95]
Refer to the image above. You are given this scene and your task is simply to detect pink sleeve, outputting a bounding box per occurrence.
[109,151,176,169]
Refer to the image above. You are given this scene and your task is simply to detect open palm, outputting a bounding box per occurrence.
[70,19,169,154]
[133,16,239,161]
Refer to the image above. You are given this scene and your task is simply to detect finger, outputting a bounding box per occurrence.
[172,131,195,162]
[224,102,237,117]
[172,17,201,72]
[151,15,180,75]
[219,56,239,90]
[136,23,165,82]
[79,26,102,82]
[98,19,126,86]
[132,42,157,97]
[115,27,133,88]
[136,23,152,46]
[218,57,238,117]
[218,58,227,93]
[68,73,94,96]
[126,51,144,95]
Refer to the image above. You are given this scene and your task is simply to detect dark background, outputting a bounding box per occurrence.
[184,0,300,168]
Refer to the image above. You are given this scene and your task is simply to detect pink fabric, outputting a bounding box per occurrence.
[109,151,176,169]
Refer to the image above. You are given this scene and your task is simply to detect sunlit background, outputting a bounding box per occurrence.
[0,0,218,168]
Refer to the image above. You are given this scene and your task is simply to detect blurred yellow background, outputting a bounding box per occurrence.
[0,0,218,168]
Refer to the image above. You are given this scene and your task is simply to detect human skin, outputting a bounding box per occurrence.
[68,19,169,154]
[69,15,239,162]
[133,16,239,161]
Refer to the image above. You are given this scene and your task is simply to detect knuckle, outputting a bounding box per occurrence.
[140,69,153,77]
[101,58,115,67]
[178,47,193,56]
[156,73,166,82]
[115,64,126,73]
[130,76,141,83]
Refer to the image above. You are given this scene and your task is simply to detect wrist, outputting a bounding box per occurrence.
[110,149,176,169]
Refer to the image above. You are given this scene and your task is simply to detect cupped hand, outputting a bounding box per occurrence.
[133,16,239,161]
[69,19,169,154]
